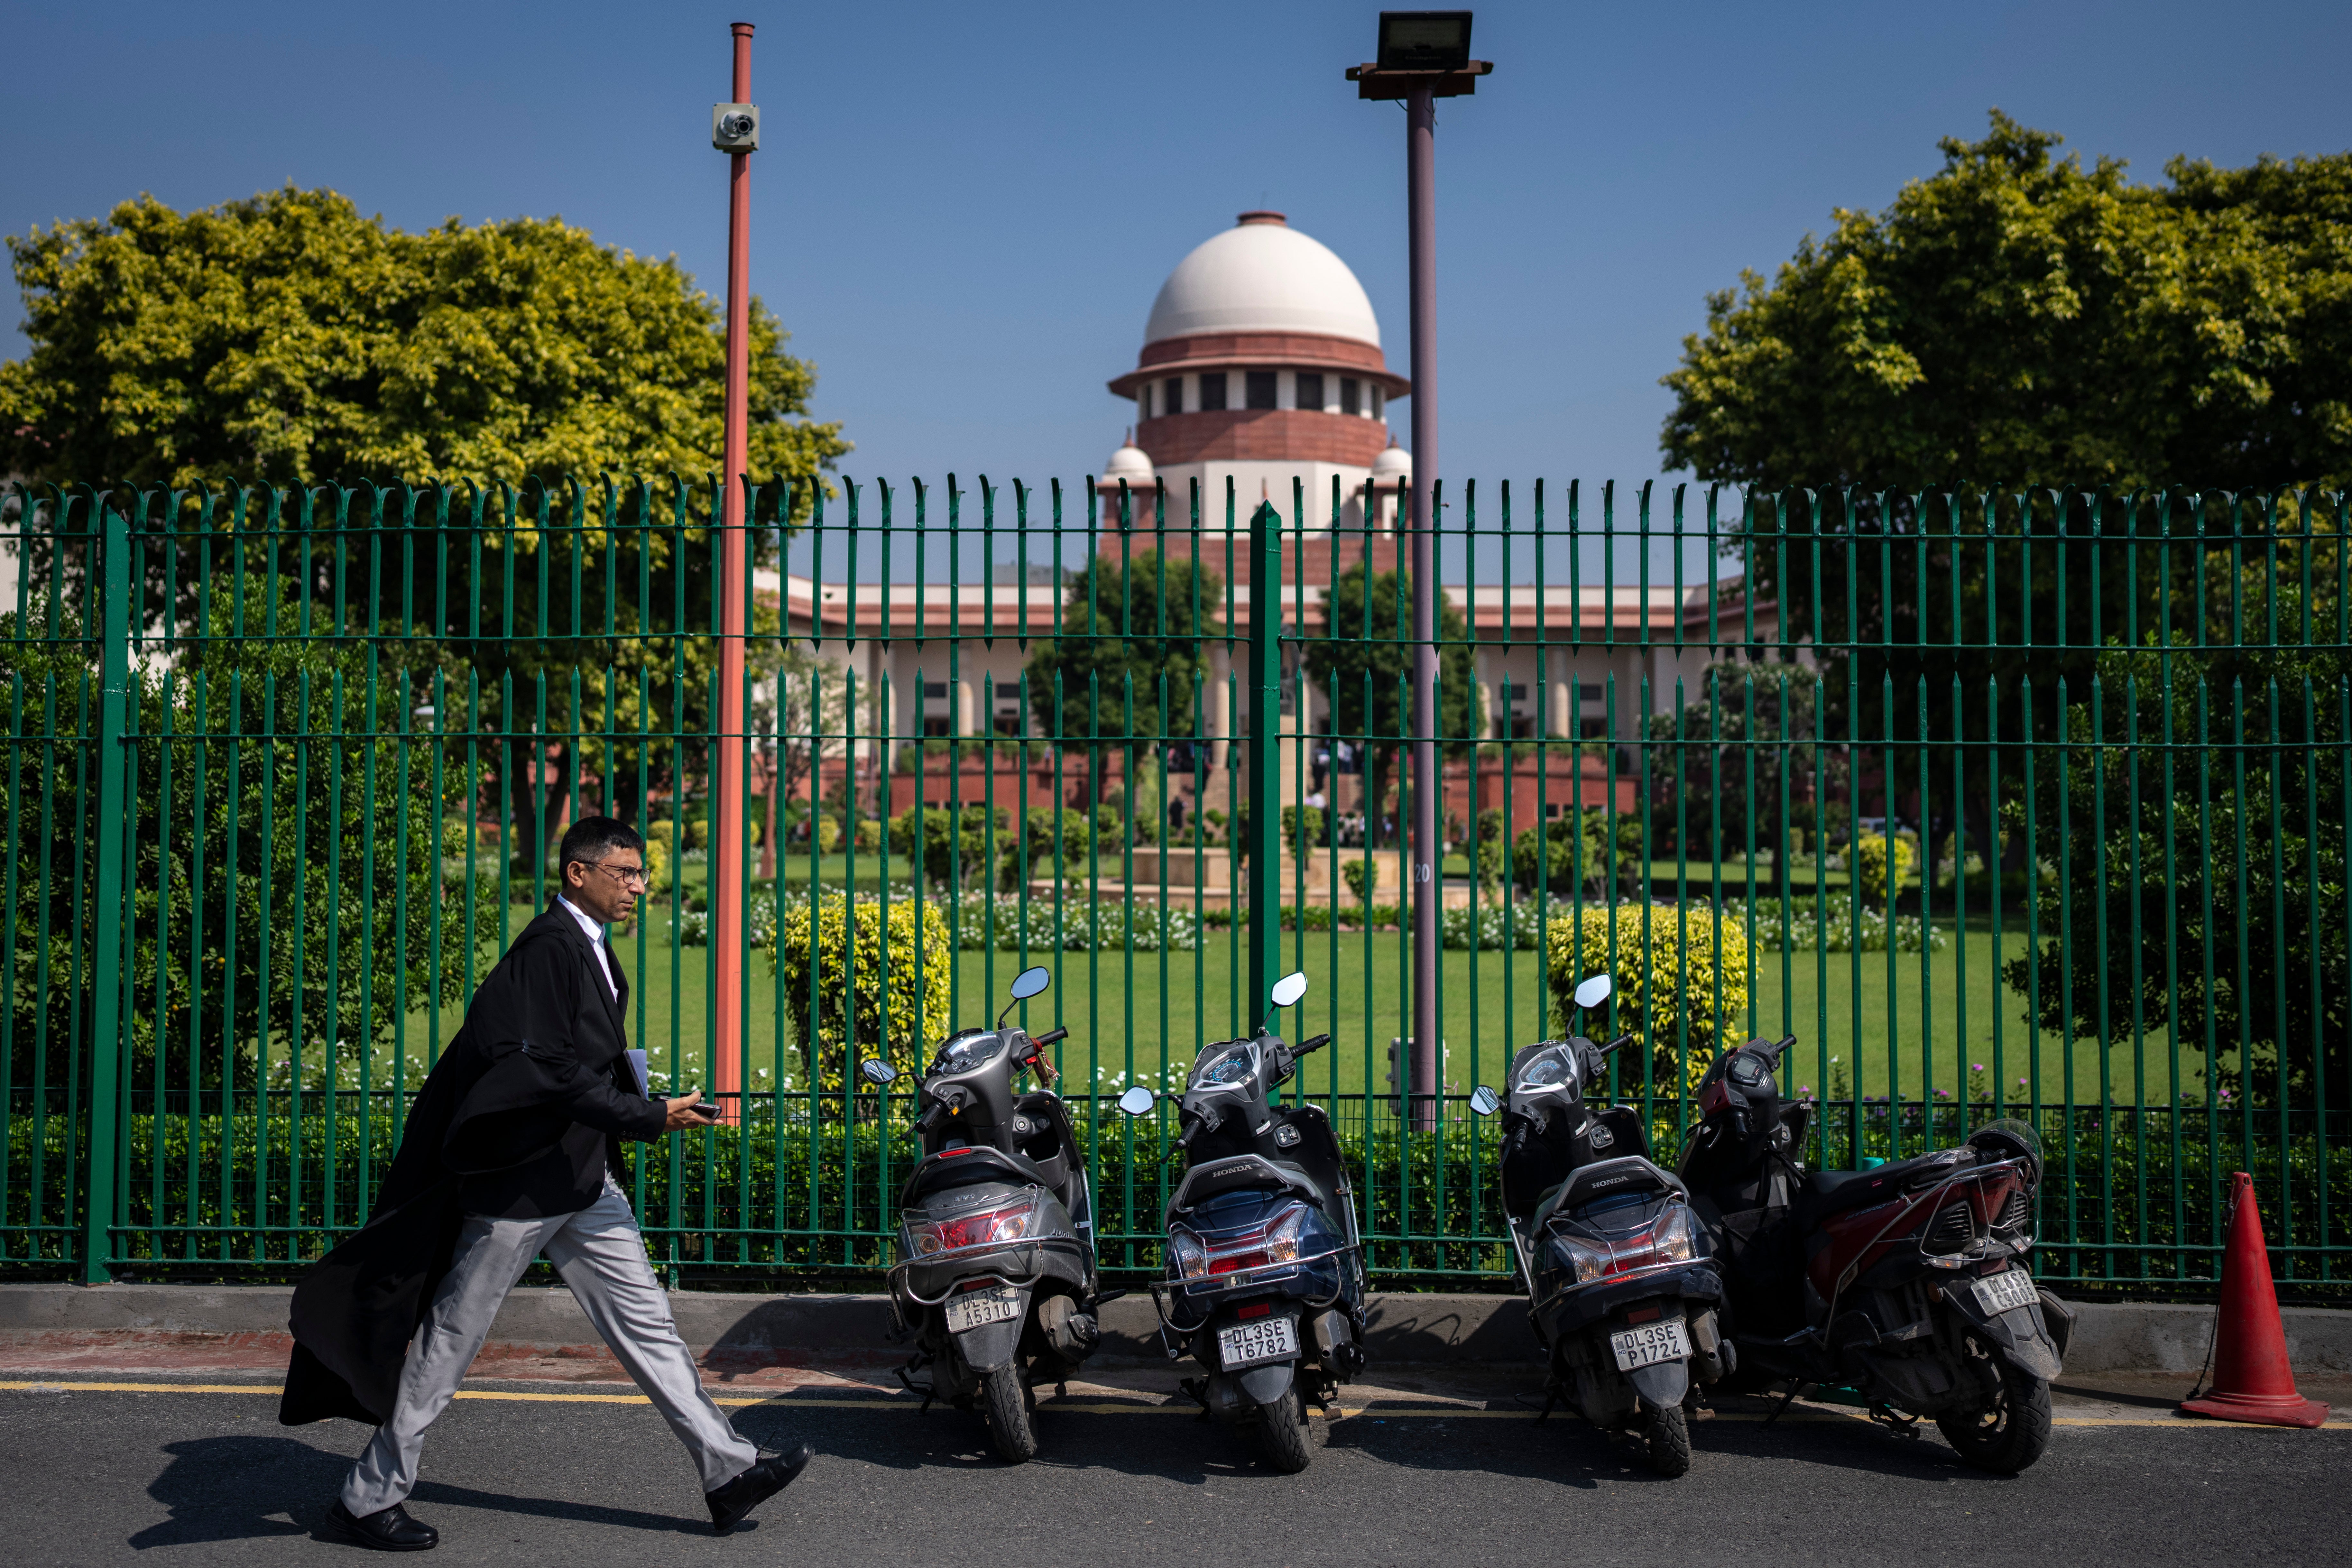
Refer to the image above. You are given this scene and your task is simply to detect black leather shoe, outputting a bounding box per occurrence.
[325,1499,438,1551]
[705,1444,813,1536]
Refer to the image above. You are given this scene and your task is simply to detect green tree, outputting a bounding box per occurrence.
[1661,112,2352,492]
[1641,659,1828,866]
[1659,117,2352,877]
[889,802,1006,892]
[0,598,497,1096]
[2002,642,2349,1111]
[1,188,854,865]
[0,188,847,487]
[1511,807,1627,900]
[1301,557,1478,847]
[1023,548,1222,749]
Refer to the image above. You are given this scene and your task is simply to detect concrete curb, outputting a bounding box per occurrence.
[3,1282,2347,1374]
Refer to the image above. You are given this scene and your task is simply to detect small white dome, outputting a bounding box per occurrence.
[1101,440,1155,484]
[1143,213,1381,348]
[1370,441,1413,479]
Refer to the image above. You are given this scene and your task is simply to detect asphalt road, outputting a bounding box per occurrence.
[3,1375,2346,1568]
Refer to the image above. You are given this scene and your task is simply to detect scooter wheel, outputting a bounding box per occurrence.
[982,1364,1038,1464]
[1256,1384,1313,1474]
[1644,1401,1692,1477]
[1936,1358,2051,1473]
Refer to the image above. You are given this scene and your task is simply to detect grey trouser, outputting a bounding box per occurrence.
[341,1177,757,1516]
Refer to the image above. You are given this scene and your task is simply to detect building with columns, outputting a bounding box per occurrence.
[762,210,1779,812]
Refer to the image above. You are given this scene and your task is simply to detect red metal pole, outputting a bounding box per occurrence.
[714,20,754,1120]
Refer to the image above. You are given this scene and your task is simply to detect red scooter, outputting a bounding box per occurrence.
[1677,1035,2073,1473]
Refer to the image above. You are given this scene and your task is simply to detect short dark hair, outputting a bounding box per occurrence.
[560,816,645,873]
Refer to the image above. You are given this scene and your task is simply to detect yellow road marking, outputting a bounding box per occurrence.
[3,1380,2343,1428]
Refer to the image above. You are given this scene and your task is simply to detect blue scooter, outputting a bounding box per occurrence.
[1117,970,1367,1472]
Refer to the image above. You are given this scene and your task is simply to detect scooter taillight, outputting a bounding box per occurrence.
[906,1197,1036,1257]
[1551,1205,1702,1283]
[1174,1203,1315,1281]
[1979,1168,2033,1234]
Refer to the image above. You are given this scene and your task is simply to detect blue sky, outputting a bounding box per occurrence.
[3,0,2347,503]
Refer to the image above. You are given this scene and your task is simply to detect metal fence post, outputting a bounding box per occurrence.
[80,498,131,1284]
[1246,500,1282,1013]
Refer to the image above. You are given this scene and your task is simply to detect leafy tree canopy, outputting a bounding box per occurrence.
[1302,555,1478,748]
[1023,548,1222,745]
[1300,552,1477,847]
[0,186,850,490]
[1661,112,2352,491]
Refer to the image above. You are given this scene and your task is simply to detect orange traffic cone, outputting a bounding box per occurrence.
[2178,1171,2329,1428]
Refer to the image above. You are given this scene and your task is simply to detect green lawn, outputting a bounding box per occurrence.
[401,894,2199,1111]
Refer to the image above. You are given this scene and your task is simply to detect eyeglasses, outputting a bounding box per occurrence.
[587,859,650,890]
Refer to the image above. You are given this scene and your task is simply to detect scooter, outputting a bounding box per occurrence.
[1467,972,1726,1476]
[861,965,1108,1463]
[1115,970,1368,1473]
[1677,1032,2072,1472]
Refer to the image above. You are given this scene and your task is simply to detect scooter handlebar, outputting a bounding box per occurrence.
[1296,1033,1332,1056]
[1032,1027,1069,1048]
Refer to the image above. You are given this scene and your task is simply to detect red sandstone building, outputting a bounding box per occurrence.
[766,211,1779,826]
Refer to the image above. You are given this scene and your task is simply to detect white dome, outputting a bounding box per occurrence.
[1370,442,1413,479]
[1101,441,1155,484]
[1142,214,1381,348]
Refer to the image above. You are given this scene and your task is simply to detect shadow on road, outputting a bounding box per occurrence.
[1312,1397,2031,1489]
[130,1433,739,1550]
[130,1435,342,1549]
[733,1397,1235,1484]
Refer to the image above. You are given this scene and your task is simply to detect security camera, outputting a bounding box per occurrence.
[711,103,760,152]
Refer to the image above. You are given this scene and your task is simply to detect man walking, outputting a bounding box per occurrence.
[280,817,810,1549]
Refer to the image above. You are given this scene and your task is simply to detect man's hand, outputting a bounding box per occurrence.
[663,1092,719,1131]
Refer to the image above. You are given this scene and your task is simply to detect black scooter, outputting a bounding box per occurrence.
[1678,1033,2070,1472]
[1116,970,1368,1473]
[862,965,1108,1463]
[1468,972,1726,1476]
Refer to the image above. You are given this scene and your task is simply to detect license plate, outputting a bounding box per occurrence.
[1216,1315,1299,1368]
[1610,1319,1691,1371]
[944,1285,1023,1333]
[1972,1269,2039,1314]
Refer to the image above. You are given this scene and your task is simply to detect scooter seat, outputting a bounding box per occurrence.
[1530,1156,1683,1229]
[1794,1148,1973,1232]
[1163,1153,1320,1226]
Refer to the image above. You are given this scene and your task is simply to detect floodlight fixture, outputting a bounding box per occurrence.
[1348,9,1492,99]
[1378,11,1471,71]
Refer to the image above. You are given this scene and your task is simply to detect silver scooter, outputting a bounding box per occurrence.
[862,965,1106,1463]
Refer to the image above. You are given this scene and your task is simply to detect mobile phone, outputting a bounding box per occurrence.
[688,1101,723,1122]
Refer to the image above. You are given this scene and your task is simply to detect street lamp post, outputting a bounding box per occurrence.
[1349,12,1490,1131]
[711,22,761,1120]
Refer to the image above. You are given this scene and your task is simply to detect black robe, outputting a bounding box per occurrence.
[279,905,668,1427]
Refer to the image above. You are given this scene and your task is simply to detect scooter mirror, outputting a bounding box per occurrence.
[1468,1085,1500,1117]
[1008,965,1051,1001]
[1573,973,1613,1011]
[1269,971,1310,1009]
[859,1057,898,1086]
[1116,1085,1156,1116]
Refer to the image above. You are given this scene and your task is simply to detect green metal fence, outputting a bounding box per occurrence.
[2,475,2345,1294]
